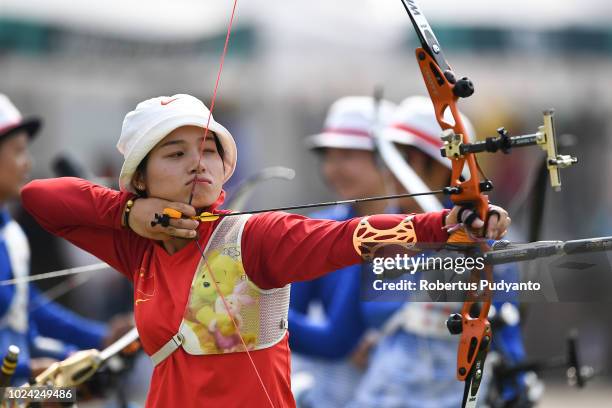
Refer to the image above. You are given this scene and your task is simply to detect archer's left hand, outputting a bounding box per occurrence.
[445,204,510,240]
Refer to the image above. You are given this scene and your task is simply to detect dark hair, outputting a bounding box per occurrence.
[212,132,225,163]
[131,131,225,196]
[133,155,150,197]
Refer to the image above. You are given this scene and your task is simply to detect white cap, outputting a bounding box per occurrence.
[305,96,396,151]
[381,95,475,170]
[117,94,237,193]
[0,94,41,141]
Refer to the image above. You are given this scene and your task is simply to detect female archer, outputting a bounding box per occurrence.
[21,93,510,408]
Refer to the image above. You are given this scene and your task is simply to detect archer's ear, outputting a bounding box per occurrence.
[131,170,146,193]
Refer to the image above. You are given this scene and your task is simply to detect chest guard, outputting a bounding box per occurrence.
[151,214,290,365]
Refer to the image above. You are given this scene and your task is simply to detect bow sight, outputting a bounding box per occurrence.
[440,110,578,192]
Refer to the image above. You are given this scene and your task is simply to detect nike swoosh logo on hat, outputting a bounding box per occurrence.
[161,97,179,106]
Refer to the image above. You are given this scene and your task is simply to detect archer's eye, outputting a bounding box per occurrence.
[202,144,218,154]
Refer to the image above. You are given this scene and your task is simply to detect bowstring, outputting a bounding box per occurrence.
[193,240,274,406]
[188,1,275,406]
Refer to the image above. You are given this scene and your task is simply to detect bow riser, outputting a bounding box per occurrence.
[414,48,489,223]
[408,4,493,404]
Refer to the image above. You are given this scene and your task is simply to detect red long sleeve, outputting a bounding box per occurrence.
[21,177,144,280]
[242,211,449,289]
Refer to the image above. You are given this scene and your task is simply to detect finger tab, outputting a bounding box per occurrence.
[163,208,183,219]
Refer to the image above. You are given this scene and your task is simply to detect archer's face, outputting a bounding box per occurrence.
[138,126,225,208]
[0,132,32,203]
[320,148,383,200]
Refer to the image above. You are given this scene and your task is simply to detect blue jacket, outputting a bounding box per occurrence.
[0,209,106,383]
[289,205,402,358]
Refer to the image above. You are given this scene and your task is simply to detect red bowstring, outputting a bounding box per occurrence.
[189,1,275,407]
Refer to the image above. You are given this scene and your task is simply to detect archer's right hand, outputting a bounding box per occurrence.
[127,197,198,240]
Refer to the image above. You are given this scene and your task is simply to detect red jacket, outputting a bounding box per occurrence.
[21,177,449,408]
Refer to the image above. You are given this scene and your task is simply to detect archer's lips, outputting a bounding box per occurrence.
[186,177,212,185]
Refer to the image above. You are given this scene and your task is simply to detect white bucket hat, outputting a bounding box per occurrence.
[117,94,237,193]
[305,96,396,151]
[0,94,41,142]
[381,95,475,171]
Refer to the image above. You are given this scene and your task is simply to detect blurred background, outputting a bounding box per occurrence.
[1,0,611,406]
